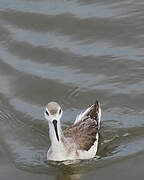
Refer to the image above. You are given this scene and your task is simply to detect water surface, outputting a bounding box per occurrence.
[0,0,144,179]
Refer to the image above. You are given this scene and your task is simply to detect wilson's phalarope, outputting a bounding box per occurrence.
[44,100,101,161]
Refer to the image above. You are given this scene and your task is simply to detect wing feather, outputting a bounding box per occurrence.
[64,100,101,151]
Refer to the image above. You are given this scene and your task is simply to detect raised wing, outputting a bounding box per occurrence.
[75,100,101,128]
[63,100,101,151]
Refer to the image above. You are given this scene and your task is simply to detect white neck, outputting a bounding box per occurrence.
[48,121,63,149]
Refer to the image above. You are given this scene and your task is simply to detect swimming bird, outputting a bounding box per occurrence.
[44,100,101,161]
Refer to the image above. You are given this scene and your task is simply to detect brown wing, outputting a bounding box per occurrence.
[63,100,100,151]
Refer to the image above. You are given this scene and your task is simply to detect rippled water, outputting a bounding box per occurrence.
[0,0,144,179]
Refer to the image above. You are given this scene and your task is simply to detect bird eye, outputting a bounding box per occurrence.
[46,110,49,116]
[59,109,62,114]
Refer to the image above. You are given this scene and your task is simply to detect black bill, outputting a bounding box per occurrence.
[52,120,59,141]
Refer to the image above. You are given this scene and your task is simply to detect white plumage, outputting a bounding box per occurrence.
[44,100,101,161]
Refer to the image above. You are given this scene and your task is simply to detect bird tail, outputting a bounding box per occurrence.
[75,99,101,128]
[88,100,99,118]
[87,99,101,129]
